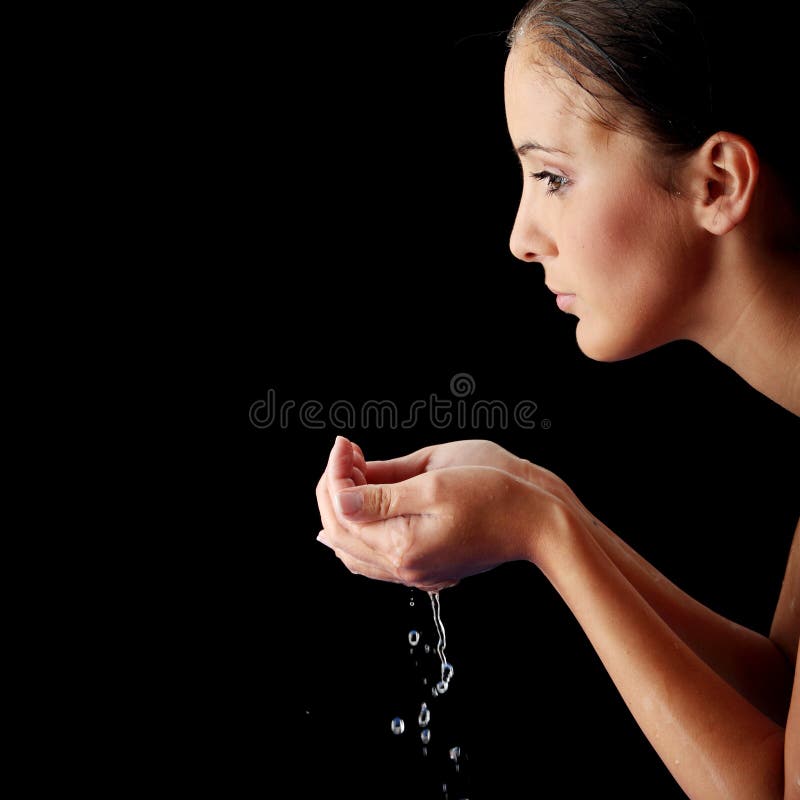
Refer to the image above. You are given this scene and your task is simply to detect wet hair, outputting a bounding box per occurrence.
[507,0,798,211]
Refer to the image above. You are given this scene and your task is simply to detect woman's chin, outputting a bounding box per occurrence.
[575,323,658,363]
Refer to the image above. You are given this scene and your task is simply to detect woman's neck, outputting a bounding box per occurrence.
[688,241,800,416]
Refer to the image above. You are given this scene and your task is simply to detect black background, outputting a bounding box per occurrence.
[190,3,800,798]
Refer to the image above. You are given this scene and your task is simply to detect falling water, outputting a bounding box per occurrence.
[429,591,454,696]
[391,588,468,798]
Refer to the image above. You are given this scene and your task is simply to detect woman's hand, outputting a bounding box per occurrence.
[315,436,576,590]
[349,437,592,522]
[340,436,539,485]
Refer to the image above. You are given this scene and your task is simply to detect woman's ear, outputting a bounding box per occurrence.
[684,132,760,235]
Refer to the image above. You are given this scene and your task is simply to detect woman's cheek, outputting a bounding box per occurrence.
[568,214,663,360]
[570,204,630,296]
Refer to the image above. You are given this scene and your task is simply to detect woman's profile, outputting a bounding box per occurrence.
[315,2,799,796]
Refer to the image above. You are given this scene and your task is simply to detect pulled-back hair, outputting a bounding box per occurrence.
[508,0,798,210]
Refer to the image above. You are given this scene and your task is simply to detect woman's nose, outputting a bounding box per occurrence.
[509,198,554,262]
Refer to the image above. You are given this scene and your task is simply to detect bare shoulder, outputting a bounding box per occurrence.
[770,516,800,667]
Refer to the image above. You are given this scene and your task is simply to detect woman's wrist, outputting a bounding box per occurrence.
[520,481,590,570]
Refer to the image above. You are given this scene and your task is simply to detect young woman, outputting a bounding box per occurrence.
[315,2,799,796]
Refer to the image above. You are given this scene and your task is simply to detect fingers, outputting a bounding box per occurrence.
[327,435,367,486]
[316,437,437,582]
[345,438,426,486]
[319,527,458,591]
[327,435,357,494]
[363,446,434,484]
[333,472,430,524]
[342,437,433,486]
[317,470,399,573]
[351,442,367,477]
[317,530,402,583]
[316,471,338,536]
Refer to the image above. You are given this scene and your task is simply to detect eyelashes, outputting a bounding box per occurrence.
[530,170,571,195]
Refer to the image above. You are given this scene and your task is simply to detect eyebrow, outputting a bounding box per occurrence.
[514,140,573,157]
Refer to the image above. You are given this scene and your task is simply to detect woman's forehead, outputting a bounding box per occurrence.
[505,49,594,149]
[504,44,639,157]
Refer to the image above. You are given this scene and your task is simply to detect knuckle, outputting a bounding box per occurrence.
[426,469,445,504]
[376,486,394,518]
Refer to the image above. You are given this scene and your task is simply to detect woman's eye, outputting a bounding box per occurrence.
[531,171,570,195]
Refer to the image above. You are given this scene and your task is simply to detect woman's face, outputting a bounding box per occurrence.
[505,44,710,361]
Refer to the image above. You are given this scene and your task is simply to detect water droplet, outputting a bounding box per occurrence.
[424,644,430,653]
[449,746,461,761]
[432,686,438,697]
[418,702,430,727]
[410,601,415,607]
[391,717,405,735]
[421,729,431,744]
[410,648,414,655]
[423,678,428,685]
[442,663,454,682]
[422,746,428,756]
[436,680,448,694]
[408,630,420,646]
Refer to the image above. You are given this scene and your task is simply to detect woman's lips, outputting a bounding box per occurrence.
[555,292,576,311]
[546,285,576,311]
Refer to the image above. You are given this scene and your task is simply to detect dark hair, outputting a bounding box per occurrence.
[508,0,798,210]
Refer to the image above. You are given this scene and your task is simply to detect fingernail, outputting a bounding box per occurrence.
[317,530,331,546]
[336,489,362,516]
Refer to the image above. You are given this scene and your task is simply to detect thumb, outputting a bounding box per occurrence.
[334,482,414,522]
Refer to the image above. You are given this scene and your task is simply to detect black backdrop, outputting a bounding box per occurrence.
[194,3,800,798]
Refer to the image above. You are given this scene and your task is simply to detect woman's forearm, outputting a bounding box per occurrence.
[533,507,786,800]
[519,458,793,721]
[580,515,794,724]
